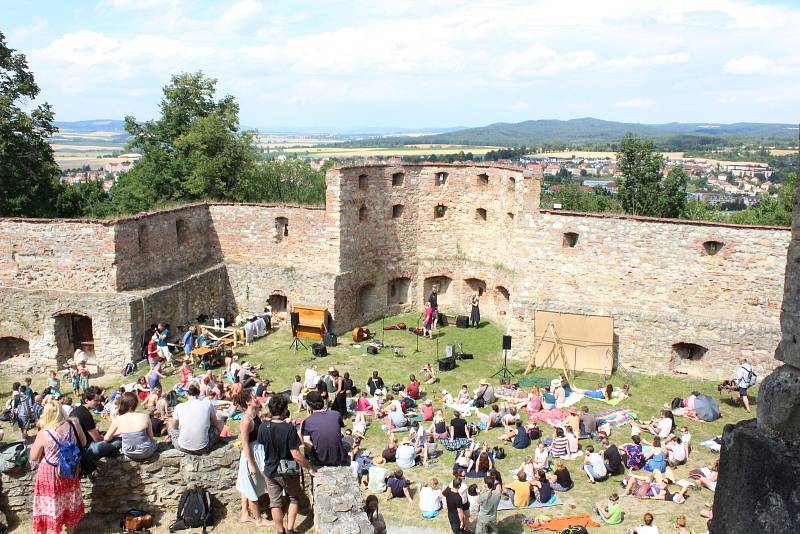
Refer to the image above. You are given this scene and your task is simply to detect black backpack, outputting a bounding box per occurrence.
[170,488,212,533]
[560,527,589,534]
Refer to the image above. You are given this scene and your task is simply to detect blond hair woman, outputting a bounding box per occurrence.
[30,398,87,534]
[419,477,443,518]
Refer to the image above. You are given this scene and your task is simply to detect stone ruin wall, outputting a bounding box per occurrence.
[0,162,790,378]
[0,443,369,534]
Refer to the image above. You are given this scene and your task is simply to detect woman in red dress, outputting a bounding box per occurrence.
[29,398,87,534]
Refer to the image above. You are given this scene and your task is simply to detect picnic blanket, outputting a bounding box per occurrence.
[560,391,583,408]
[496,386,527,399]
[701,437,722,453]
[595,409,638,428]
[516,376,554,388]
[524,514,601,531]
[439,438,475,451]
[528,408,570,426]
[585,394,624,406]
[674,407,705,422]
[498,494,562,511]
[445,403,474,415]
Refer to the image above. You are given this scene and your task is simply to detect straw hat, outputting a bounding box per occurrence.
[401,437,412,445]
[479,378,490,386]
[424,399,432,405]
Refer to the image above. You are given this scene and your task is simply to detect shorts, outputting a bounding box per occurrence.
[168,424,221,454]
[422,510,440,519]
[265,474,303,508]
[158,345,172,360]
[738,387,748,397]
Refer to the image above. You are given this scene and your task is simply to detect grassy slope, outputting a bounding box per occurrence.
[2,313,748,533]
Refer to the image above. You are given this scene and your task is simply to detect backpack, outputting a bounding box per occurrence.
[671,397,684,410]
[527,425,541,441]
[466,422,480,437]
[122,361,136,377]
[560,527,589,534]
[743,366,758,387]
[44,422,81,479]
[0,441,29,473]
[492,446,506,460]
[170,488,212,533]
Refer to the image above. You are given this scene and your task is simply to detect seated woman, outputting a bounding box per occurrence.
[518,455,536,481]
[559,374,572,397]
[526,386,543,414]
[421,434,438,467]
[633,409,674,439]
[456,385,470,405]
[500,407,520,430]
[382,433,399,463]
[583,445,608,483]
[104,391,157,460]
[533,441,549,470]
[419,363,438,385]
[531,469,553,503]
[476,405,503,430]
[693,461,719,492]
[474,447,493,474]
[620,434,646,470]
[419,399,434,422]
[549,428,571,459]
[418,477,443,518]
[553,382,566,407]
[546,459,573,491]
[542,386,556,410]
[143,385,161,412]
[429,410,449,439]
[454,447,475,472]
[564,425,580,457]
[643,436,668,473]
[357,391,375,416]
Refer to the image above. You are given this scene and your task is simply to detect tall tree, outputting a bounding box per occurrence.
[113,71,257,213]
[0,32,63,217]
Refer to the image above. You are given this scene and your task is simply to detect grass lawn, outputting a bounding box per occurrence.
[1,313,750,533]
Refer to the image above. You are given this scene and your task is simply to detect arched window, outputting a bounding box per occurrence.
[562,232,579,248]
[0,337,30,361]
[275,217,289,241]
[477,173,489,186]
[388,277,411,306]
[435,172,448,186]
[703,240,724,256]
[357,284,376,315]
[137,224,147,253]
[434,204,447,219]
[476,208,487,221]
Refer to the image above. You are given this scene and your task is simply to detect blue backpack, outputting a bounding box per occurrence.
[45,422,82,479]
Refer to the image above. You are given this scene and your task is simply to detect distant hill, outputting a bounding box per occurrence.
[334,118,798,149]
[53,119,127,132]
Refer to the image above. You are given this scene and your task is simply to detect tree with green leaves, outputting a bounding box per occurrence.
[112,71,258,213]
[616,134,687,218]
[0,32,64,217]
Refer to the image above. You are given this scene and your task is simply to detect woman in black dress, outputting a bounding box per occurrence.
[470,291,481,328]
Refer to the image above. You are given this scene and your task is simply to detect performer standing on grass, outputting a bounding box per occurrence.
[470,290,481,328]
[423,302,434,339]
[428,285,439,329]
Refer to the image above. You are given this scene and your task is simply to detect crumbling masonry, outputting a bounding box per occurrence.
[0,163,790,379]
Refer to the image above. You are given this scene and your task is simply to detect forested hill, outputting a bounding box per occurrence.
[333,118,798,149]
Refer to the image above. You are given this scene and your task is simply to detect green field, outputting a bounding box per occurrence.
[2,314,741,533]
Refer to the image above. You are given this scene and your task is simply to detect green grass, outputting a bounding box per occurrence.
[2,313,750,533]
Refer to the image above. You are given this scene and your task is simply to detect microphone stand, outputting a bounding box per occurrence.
[414,312,422,353]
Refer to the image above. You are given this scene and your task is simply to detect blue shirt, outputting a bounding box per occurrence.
[182,331,194,354]
[157,328,168,347]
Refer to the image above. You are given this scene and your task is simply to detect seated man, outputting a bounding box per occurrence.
[406,375,421,400]
[167,384,224,454]
[71,387,121,471]
[583,445,608,483]
[385,470,414,506]
[301,391,346,467]
[385,404,408,430]
[505,471,532,508]
[579,405,598,438]
[396,437,417,469]
[594,493,623,525]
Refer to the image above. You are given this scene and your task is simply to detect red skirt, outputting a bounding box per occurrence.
[32,462,85,533]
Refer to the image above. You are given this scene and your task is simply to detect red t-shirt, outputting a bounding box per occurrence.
[406,380,420,399]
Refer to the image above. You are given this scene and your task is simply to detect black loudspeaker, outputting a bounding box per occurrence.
[290,312,300,328]
[312,343,327,357]
[438,313,448,326]
[456,316,469,328]
[367,345,379,355]
[438,356,456,372]
[323,332,337,347]
[502,335,512,350]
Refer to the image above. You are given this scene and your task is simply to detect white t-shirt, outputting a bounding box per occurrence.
[656,418,673,438]
[737,363,753,389]
[173,398,214,451]
[668,442,686,463]
[304,368,319,388]
[396,444,416,469]
[419,486,443,512]
[534,447,549,466]
[635,526,659,534]
[587,452,607,477]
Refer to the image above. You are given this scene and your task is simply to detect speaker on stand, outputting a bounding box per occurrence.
[288,311,307,352]
[492,335,515,383]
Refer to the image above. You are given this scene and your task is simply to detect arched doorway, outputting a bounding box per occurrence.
[53,313,94,364]
[387,277,411,306]
[494,286,510,315]
[0,336,30,362]
[357,284,377,316]
[423,276,453,309]
[268,292,288,317]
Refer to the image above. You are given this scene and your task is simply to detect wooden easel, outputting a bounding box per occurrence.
[524,321,573,379]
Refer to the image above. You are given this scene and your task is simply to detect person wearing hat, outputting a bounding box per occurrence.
[237,362,256,389]
[146,335,159,369]
[300,391,346,467]
[368,456,389,493]
[474,379,496,408]
[420,398,434,421]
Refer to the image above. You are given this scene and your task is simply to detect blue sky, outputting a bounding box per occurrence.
[3,0,800,130]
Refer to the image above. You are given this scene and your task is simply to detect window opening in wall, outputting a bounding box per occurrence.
[392,172,405,186]
[387,277,411,306]
[703,240,724,256]
[392,204,404,219]
[477,173,489,186]
[268,293,288,315]
[0,337,30,362]
[275,217,289,241]
[434,204,447,219]
[358,206,368,222]
[562,232,579,248]
[53,313,94,367]
[435,172,448,186]
[176,219,188,245]
[358,174,368,189]
[507,212,515,221]
[672,342,708,361]
[476,208,487,221]
[357,284,376,315]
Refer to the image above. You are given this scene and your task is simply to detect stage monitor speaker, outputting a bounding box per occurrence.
[438,356,456,372]
[445,344,455,358]
[502,335,512,350]
[456,316,469,328]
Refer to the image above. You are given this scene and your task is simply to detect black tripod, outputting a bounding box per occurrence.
[289,335,307,352]
[492,349,515,383]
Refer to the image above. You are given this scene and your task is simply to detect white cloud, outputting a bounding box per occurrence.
[602,52,689,70]
[106,0,174,10]
[500,45,597,79]
[218,0,265,33]
[616,97,655,108]
[724,54,800,75]
[8,19,48,43]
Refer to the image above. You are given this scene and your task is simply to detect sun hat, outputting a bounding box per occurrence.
[424,399,432,405]
[479,379,490,386]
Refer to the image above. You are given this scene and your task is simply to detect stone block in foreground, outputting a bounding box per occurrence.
[710,419,800,534]
[313,466,372,534]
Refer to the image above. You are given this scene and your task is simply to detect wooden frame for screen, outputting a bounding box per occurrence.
[532,311,615,376]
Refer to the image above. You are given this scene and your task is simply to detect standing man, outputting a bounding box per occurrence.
[258,394,315,534]
[156,322,173,367]
[182,326,196,364]
[428,285,439,329]
[475,476,502,534]
[443,478,466,534]
[735,357,755,412]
